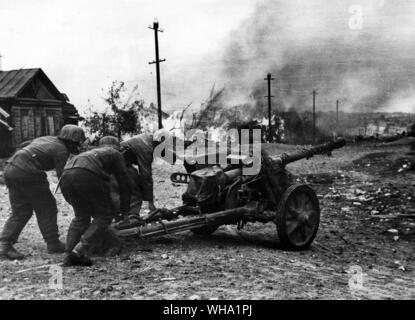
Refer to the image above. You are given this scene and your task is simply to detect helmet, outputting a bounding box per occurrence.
[58,125,86,143]
[98,136,120,149]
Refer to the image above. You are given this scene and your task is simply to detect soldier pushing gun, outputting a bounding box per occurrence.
[0,125,86,260]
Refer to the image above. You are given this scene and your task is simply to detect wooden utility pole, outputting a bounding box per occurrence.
[264,73,275,142]
[149,20,166,129]
[336,99,339,127]
[312,89,318,142]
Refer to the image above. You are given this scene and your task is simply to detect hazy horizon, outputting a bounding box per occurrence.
[1,0,415,116]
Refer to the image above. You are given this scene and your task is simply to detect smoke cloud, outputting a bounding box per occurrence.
[218,0,415,114]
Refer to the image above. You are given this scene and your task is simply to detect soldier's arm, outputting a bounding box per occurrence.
[54,151,70,179]
[138,160,154,202]
[141,174,154,202]
[112,152,131,213]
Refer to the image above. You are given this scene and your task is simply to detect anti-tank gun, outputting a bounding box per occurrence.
[113,139,346,250]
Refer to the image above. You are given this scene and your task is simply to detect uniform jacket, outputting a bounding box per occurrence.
[121,133,154,201]
[64,146,131,212]
[7,136,69,178]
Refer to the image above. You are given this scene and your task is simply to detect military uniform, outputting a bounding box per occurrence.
[109,166,143,215]
[61,146,131,263]
[121,133,155,206]
[0,136,69,256]
[409,123,415,138]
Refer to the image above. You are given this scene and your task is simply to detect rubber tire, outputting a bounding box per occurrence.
[276,184,320,251]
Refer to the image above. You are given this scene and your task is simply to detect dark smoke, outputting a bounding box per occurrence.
[220,0,415,114]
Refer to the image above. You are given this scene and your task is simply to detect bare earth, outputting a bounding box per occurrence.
[0,143,414,300]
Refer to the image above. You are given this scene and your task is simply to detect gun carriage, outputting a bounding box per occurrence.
[114,139,346,250]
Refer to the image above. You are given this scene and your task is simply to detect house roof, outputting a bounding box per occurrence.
[0,68,39,98]
[0,68,64,100]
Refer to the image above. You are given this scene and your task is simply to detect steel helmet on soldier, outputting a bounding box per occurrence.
[58,125,86,144]
[98,136,120,149]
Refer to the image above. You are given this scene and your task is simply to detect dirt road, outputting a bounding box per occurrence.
[0,143,414,300]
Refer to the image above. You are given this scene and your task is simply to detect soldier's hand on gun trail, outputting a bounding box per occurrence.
[114,212,127,223]
[148,202,156,212]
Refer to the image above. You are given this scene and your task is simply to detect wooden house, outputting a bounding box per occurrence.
[0,68,79,156]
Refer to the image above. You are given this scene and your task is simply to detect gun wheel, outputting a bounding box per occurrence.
[276,184,320,251]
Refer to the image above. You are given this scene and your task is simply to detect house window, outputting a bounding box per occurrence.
[46,111,55,135]
[21,110,30,141]
[35,114,42,137]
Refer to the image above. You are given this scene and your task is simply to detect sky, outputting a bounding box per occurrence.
[0,0,255,113]
[217,0,415,114]
[1,0,415,115]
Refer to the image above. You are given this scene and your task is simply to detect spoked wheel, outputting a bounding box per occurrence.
[276,184,320,250]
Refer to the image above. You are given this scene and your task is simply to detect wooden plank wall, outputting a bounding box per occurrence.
[11,105,63,147]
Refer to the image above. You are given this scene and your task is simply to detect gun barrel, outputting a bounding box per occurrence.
[277,139,346,167]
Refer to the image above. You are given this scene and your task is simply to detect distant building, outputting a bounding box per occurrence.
[0,68,80,156]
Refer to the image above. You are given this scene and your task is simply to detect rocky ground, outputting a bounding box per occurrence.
[0,142,414,300]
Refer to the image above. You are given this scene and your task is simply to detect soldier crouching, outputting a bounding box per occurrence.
[0,125,86,260]
[120,132,157,219]
[61,136,131,267]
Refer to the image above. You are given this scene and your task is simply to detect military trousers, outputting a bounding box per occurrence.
[0,164,59,245]
[60,168,114,254]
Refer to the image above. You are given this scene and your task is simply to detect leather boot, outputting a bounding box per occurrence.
[63,252,80,267]
[77,253,93,266]
[65,227,84,253]
[47,240,65,254]
[62,251,93,267]
[0,242,24,260]
[72,243,94,267]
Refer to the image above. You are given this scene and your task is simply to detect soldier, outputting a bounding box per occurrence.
[0,125,86,260]
[118,132,159,220]
[408,122,415,137]
[407,123,415,153]
[117,129,178,220]
[61,136,131,267]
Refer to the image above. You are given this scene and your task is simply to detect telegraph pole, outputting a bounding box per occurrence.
[336,99,339,127]
[312,89,318,142]
[264,73,275,142]
[149,20,166,129]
